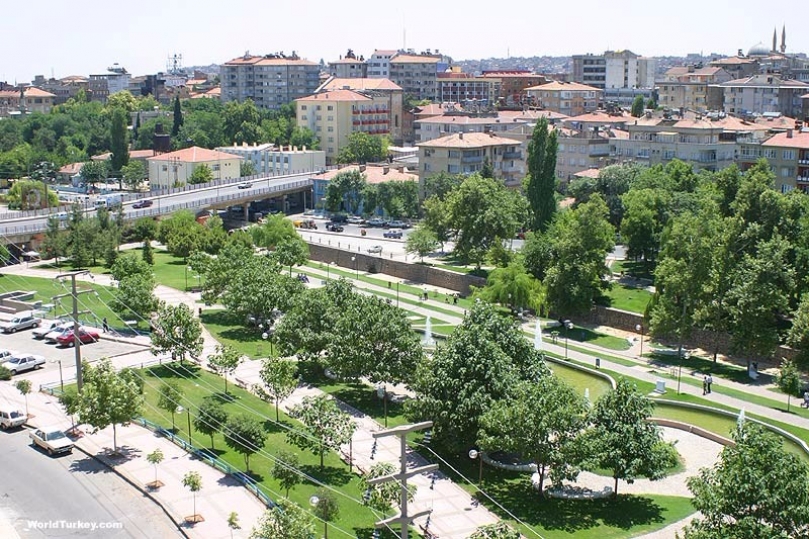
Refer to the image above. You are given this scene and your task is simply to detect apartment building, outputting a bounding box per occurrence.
[328,51,367,79]
[737,128,809,193]
[713,75,809,118]
[437,72,500,105]
[524,81,601,116]
[555,111,634,179]
[415,109,566,143]
[418,132,524,186]
[147,147,242,188]
[572,51,656,90]
[221,53,321,110]
[366,50,397,78]
[88,64,130,103]
[296,89,394,164]
[480,71,549,106]
[317,78,404,145]
[0,87,56,117]
[708,56,760,79]
[389,53,444,101]
[657,66,733,111]
[217,143,325,176]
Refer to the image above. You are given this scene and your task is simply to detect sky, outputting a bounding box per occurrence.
[2,0,807,83]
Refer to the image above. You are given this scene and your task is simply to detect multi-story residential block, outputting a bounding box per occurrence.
[481,71,548,106]
[389,53,444,101]
[221,53,321,110]
[0,87,56,117]
[524,81,601,116]
[317,78,404,145]
[708,56,760,79]
[328,50,367,79]
[657,66,733,111]
[737,127,809,193]
[216,143,326,176]
[88,64,130,103]
[296,89,394,164]
[555,111,633,179]
[147,147,243,189]
[572,51,656,91]
[437,71,500,106]
[310,164,417,211]
[366,50,397,78]
[603,87,657,108]
[31,75,88,105]
[417,132,524,187]
[415,109,566,143]
[713,75,809,117]
[572,54,607,88]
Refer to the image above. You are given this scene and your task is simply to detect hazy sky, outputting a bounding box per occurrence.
[2,0,805,83]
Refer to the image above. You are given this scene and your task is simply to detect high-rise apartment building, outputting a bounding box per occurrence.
[572,51,656,91]
[221,53,321,110]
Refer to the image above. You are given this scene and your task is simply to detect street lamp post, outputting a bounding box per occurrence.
[351,256,358,279]
[185,265,190,291]
[636,323,644,360]
[468,449,483,483]
[376,385,388,428]
[261,328,274,357]
[396,281,400,308]
[564,319,573,360]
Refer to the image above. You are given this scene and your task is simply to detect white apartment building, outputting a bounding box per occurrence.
[217,143,325,176]
[713,75,809,118]
[366,50,397,78]
[572,51,655,91]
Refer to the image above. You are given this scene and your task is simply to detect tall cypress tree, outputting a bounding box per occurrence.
[171,96,183,137]
[526,117,557,232]
[110,107,130,176]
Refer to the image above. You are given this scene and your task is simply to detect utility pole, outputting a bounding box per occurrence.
[54,270,93,392]
[368,421,437,539]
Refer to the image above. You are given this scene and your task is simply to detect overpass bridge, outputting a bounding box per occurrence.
[0,172,315,248]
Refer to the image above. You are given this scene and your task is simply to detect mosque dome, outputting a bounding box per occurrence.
[748,42,771,56]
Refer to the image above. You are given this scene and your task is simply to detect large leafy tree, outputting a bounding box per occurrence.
[207,344,243,395]
[470,523,522,539]
[479,377,587,494]
[150,303,204,364]
[223,414,267,472]
[287,395,355,470]
[476,261,545,313]
[251,213,298,250]
[421,196,452,252]
[358,462,415,513]
[189,163,214,184]
[250,500,314,539]
[525,116,558,232]
[79,160,108,190]
[324,169,366,214]
[195,396,229,450]
[405,224,439,262]
[111,271,158,323]
[684,422,809,539]
[121,160,147,190]
[788,293,809,368]
[271,450,302,497]
[630,95,645,117]
[5,179,59,210]
[578,378,673,495]
[257,357,298,421]
[336,132,387,164]
[109,106,129,176]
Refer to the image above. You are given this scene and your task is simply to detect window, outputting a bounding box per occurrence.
[764,149,777,159]
[783,150,796,160]
[327,105,333,111]
[301,105,307,110]
[328,137,334,143]
[212,164,221,171]
[301,115,307,120]
[327,126,333,132]
[327,116,333,121]
[781,167,795,177]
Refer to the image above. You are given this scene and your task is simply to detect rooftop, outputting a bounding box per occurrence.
[296,89,372,102]
[311,164,417,184]
[417,132,522,149]
[525,81,602,92]
[761,130,809,149]
[717,75,809,88]
[319,78,402,92]
[0,87,56,98]
[147,146,244,163]
[391,54,441,64]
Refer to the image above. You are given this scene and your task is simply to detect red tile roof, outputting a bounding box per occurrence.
[320,78,402,91]
[296,89,371,102]
[0,87,56,98]
[312,164,417,184]
[147,146,244,163]
[417,132,521,149]
[761,130,809,149]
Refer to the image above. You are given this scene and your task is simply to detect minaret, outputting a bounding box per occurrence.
[781,25,786,54]
[772,28,777,53]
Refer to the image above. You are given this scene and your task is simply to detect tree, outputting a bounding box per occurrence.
[525,117,558,232]
[5,179,59,210]
[189,163,213,185]
[109,107,129,178]
[223,414,267,472]
[405,224,438,262]
[480,156,494,179]
[684,422,809,538]
[312,489,339,539]
[630,95,645,118]
[165,224,204,261]
[240,160,256,177]
[207,344,243,394]
[172,96,184,138]
[336,132,387,164]
[227,512,240,539]
[251,213,299,250]
[58,387,80,433]
[157,380,184,432]
[249,500,314,539]
[132,216,158,242]
[421,196,452,252]
[146,448,164,488]
[422,171,464,200]
[257,357,298,421]
[477,261,545,313]
[0,244,9,266]
[579,378,673,495]
[271,450,301,497]
[788,293,809,369]
[150,303,204,364]
[324,169,366,214]
[272,237,309,276]
[41,216,67,265]
[142,240,155,265]
[121,161,147,191]
[195,396,229,450]
[287,395,355,470]
[77,359,143,452]
[112,272,158,323]
[106,91,137,113]
[14,379,31,418]
[776,358,803,412]
[358,461,415,512]
[470,523,522,539]
[182,471,202,523]
[479,377,586,494]
[79,160,108,190]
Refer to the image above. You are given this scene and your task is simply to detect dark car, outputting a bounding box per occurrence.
[133,199,153,209]
[325,222,344,232]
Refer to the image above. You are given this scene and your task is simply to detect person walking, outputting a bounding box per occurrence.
[703,375,708,395]
[706,374,713,394]
[102,317,109,333]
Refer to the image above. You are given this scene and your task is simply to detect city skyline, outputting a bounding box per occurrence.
[1,0,807,83]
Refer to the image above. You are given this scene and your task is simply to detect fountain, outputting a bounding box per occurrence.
[534,320,543,351]
[423,316,435,347]
[737,408,746,428]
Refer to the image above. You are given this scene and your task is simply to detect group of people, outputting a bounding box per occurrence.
[702,374,714,395]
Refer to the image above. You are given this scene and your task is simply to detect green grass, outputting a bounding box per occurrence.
[0,274,130,331]
[597,284,653,315]
[547,361,613,401]
[200,310,273,359]
[138,362,398,538]
[544,326,632,352]
[611,259,656,281]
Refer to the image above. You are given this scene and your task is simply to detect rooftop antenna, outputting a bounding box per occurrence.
[167,53,183,75]
[402,13,406,51]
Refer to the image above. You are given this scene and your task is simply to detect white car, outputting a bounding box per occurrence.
[0,349,19,364]
[32,319,70,340]
[30,427,73,456]
[5,354,45,375]
[0,405,26,430]
[0,313,41,333]
[44,324,75,344]
[367,245,383,254]
[346,215,365,224]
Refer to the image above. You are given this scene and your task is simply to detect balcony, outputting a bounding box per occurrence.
[797,176,809,184]
[502,151,522,159]
[461,155,484,164]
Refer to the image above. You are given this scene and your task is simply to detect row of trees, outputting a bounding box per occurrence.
[323,167,420,219]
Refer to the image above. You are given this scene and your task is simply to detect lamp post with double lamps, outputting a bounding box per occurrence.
[636,323,644,359]
[564,319,573,360]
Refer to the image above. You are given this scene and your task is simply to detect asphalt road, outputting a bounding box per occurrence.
[0,427,183,538]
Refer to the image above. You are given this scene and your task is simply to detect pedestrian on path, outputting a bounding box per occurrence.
[707,374,713,394]
[803,391,809,409]
[703,375,708,395]
[102,317,109,333]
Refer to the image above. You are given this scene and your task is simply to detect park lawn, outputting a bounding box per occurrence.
[544,327,632,352]
[0,274,125,331]
[200,310,272,359]
[611,259,656,281]
[138,362,396,538]
[599,284,653,315]
[546,361,612,401]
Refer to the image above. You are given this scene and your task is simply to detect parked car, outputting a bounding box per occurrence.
[0,405,26,430]
[30,427,74,456]
[32,319,70,340]
[0,313,41,334]
[4,354,45,375]
[237,182,253,189]
[346,215,365,224]
[132,199,153,209]
[366,218,387,227]
[56,328,100,347]
[0,349,18,363]
[387,220,410,229]
[383,229,403,239]
[367,245,383,254]
[44,324,75,344]
[325,222,344,233]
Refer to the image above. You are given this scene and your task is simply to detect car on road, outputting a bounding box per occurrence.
[367,245,383,254]
[44,324,75,344]
[325,222,344,233]
[56,328,100,347]
[237,182,253,189]
[132,199,153,209]
[366,218,388,227]
[0,405,26,430]
[32,319,70,340]
[346,215,365,224]
[4,354,45,375]
[30,427,74,455]
[383,229,403,239]
[0,349,19,363]
[387,220,410,229]
[0,313,41,334]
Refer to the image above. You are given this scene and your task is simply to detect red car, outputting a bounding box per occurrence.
[133,199,153,209]
[56,328,100,347]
